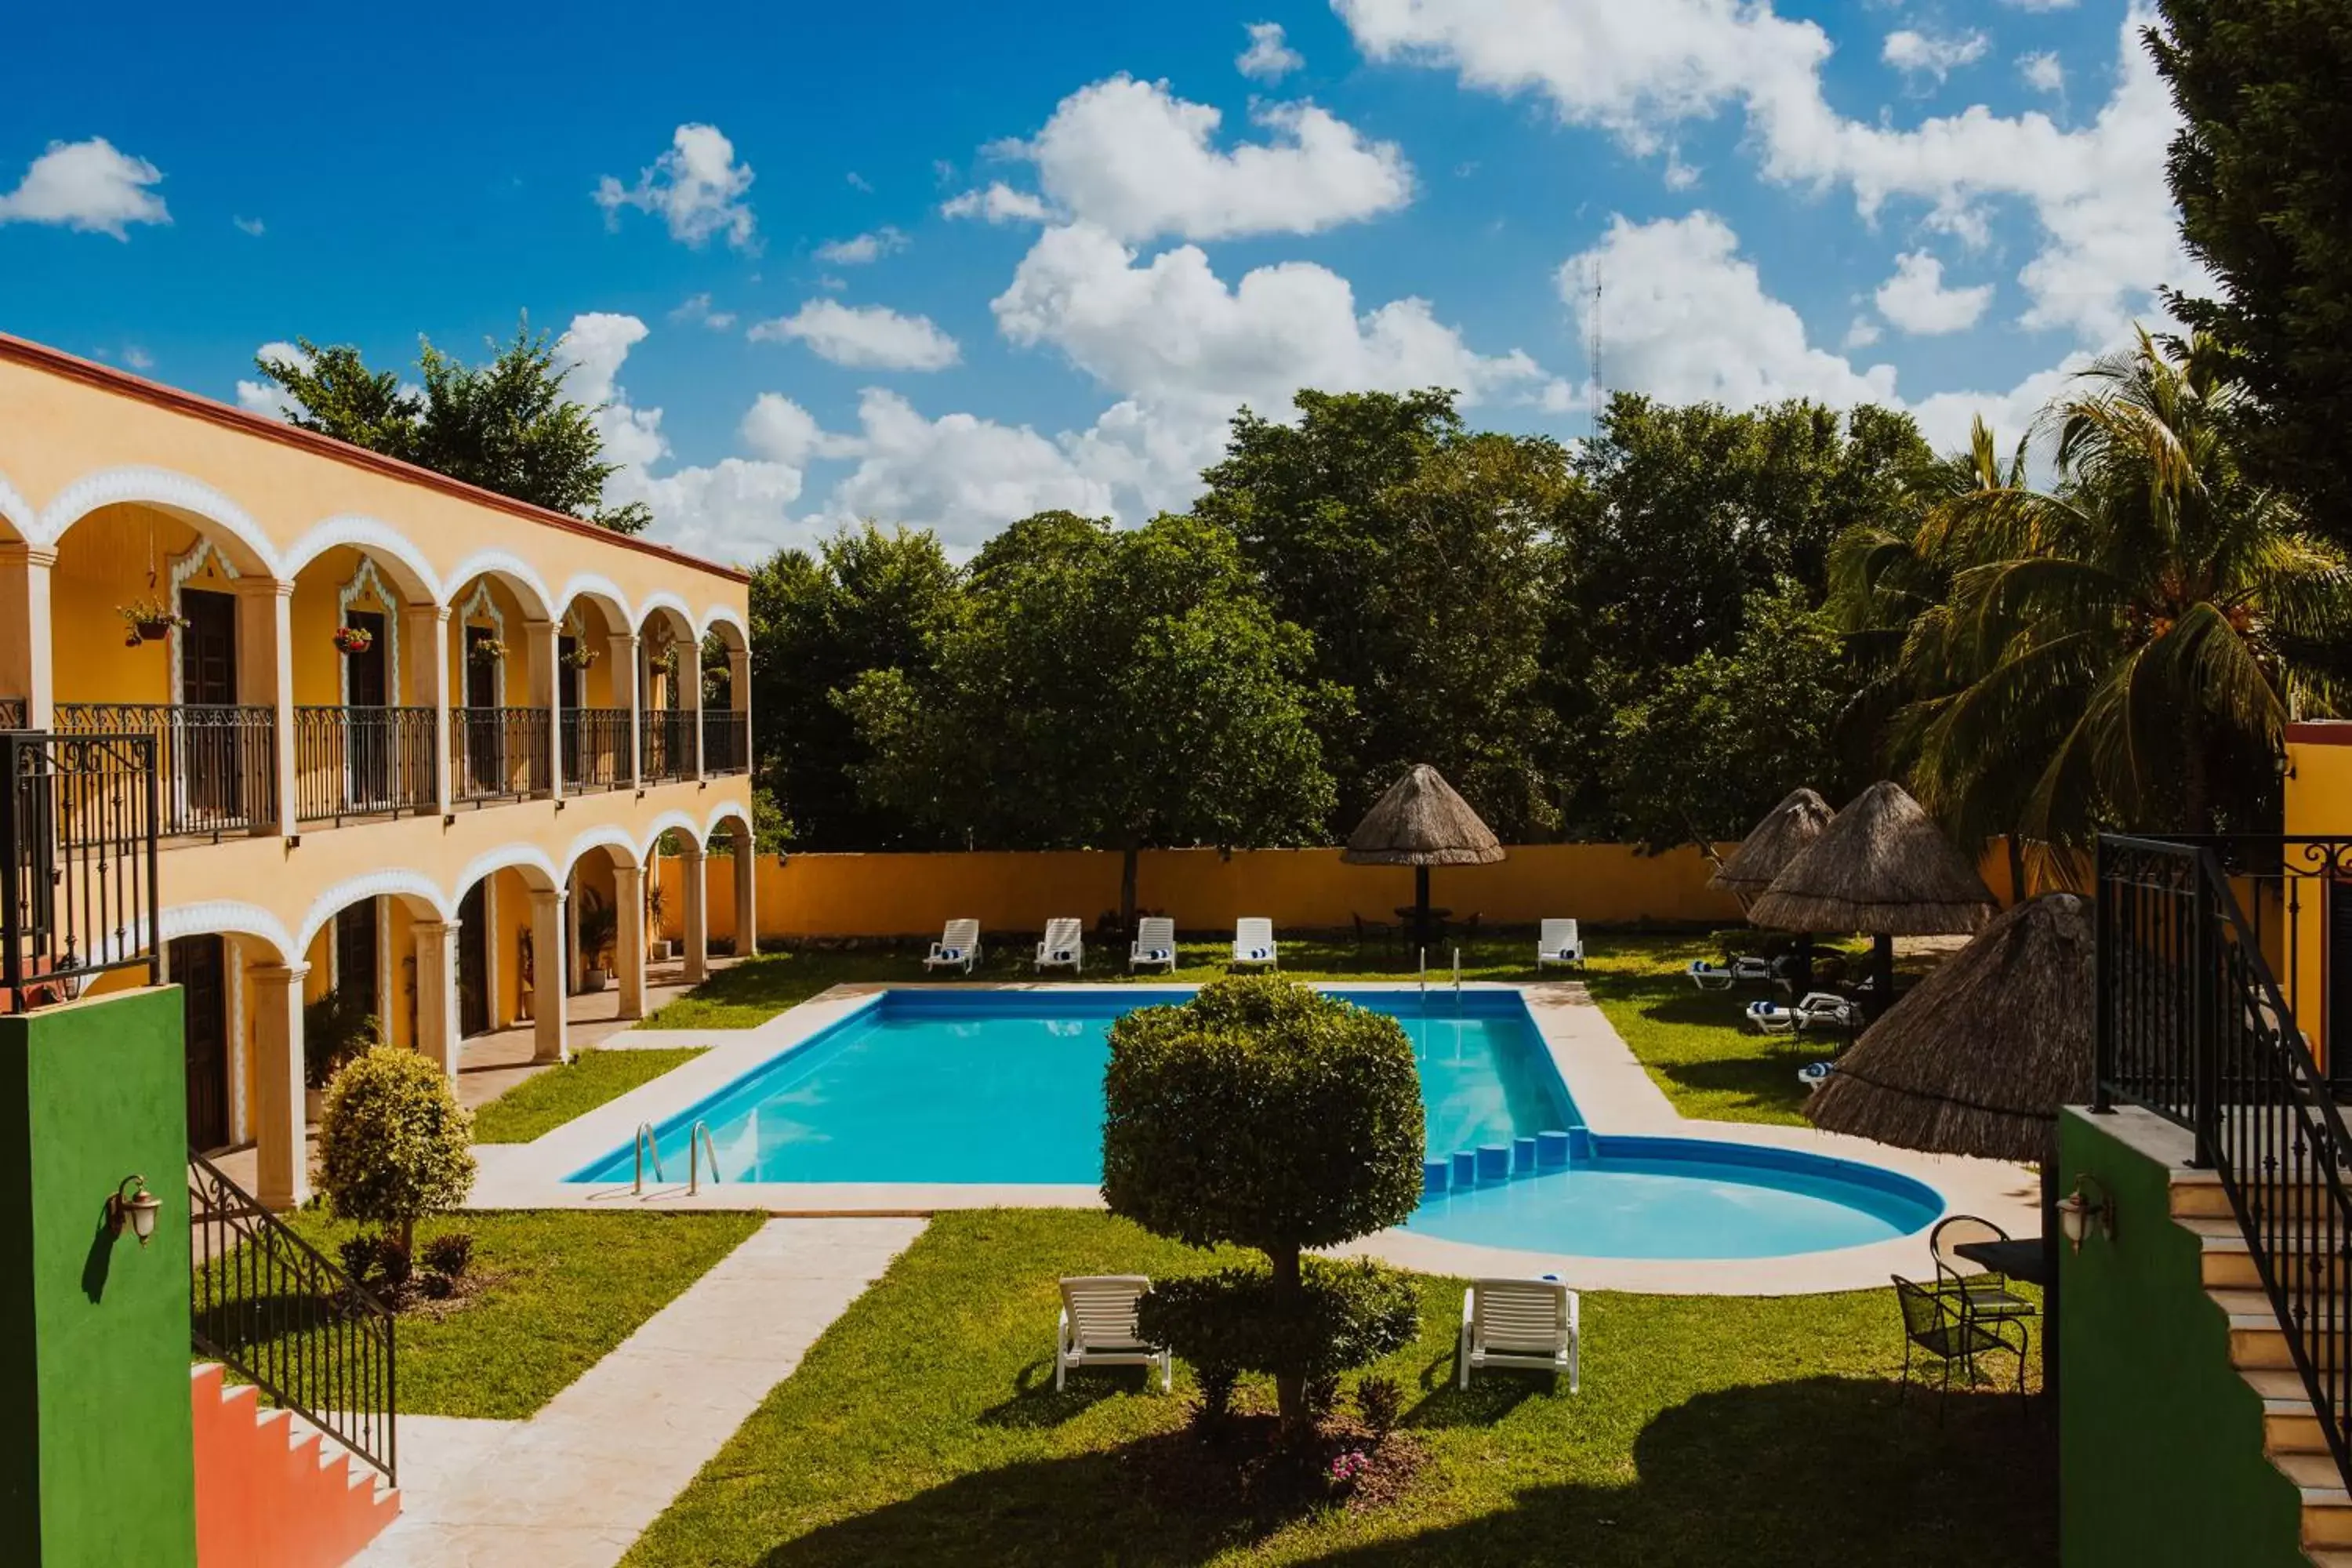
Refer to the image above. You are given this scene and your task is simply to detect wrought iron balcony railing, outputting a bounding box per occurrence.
[702,708,749,776]
[450,706,550,804]
[54,702,275,840]
[0,696,24,731]
[641,708,696,783]
[561,706,632,793]
[2,729,160,1011]
[294,706,438,824]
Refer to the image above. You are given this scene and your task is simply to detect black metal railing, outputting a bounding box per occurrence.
[641,708,696,782]
[54,702,275,840]
[2096,833,2352,1494]
[450,706,550,803]
[294,706,438,824]
[2,730,159,1009]
[189,1149,395,1483]
[0,697,24,730]
[561,706,632,793]
[702,708,749,776]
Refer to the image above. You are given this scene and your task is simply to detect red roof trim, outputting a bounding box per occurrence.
[0,332,750,585]
[2287,722,2352,747]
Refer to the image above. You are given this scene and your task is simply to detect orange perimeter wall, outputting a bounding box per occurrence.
[658,843,1755,942]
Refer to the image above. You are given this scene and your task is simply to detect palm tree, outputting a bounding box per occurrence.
[1844,330,2352,848]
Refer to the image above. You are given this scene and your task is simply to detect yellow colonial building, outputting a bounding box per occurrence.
[0,332,755,1210]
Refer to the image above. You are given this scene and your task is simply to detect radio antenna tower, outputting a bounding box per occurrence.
[1585,260,1605,441]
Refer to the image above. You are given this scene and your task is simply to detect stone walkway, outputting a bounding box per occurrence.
[355,1216,924,1568]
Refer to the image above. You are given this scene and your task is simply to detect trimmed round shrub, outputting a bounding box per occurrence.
[1137,1257,1421,1387]
[317,1044,476,1253]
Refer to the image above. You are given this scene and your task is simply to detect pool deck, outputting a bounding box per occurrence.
[466,979,2038,1294]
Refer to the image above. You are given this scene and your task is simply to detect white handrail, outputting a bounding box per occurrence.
[688,1121,721,1195]
[633,1122,664,1196]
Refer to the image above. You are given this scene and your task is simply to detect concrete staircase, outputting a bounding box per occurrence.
[191,1363,401,1568]
[2171,1167,2352,1566]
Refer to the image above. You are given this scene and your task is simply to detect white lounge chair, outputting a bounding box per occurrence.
[1688,955,1774,989]
[1035,917,1084,973]
[1458,1277,1580,1392]
[1537,919,1584,971]
[924,918,982,975]
[1230,917,1278,970]
[1129,916,1178,973]
[1056,1275,1171,1392]
[1744,992,1858,1035]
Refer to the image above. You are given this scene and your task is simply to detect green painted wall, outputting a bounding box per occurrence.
[2060,1109,2303,1567]
[0,989,197,1568]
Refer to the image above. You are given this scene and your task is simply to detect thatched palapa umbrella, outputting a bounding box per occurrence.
[1342,764,1504,958]
[1748,780,1998,1007]
[1807,892,2090,1392]
[1709,788,1835,906]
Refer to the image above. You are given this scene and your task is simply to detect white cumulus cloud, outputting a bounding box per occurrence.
[942,183,1058,224]
[1237,21,1305,82]
[815,227,909,265]
[817,388,1117,548]
[668,292,738,330]
[234,341,309,419]
[593,124,757,250]
[1875,250,1994,334]
[1000,74,1413,242]
[1882,29,1990,85]
[749,300,962,372]
[2019,52,2067,95]
[0,138,169,238]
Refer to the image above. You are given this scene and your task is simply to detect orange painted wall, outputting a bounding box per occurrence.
[51,506,216,706]
[656,842,1754,942]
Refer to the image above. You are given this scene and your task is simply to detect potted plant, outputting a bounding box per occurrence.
[303,990,383,1120]
[577,892,618,992]
[469,637,506,664]
[645,880,672,961]
[117,596,186,645]
[563,643,600,670]
[333,622,376,655]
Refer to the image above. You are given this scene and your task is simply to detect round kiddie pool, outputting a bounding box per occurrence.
[568,989,1942,1261]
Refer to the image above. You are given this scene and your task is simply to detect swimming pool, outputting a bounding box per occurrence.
[569,989,1942,1261]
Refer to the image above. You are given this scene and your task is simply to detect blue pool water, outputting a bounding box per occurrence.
[572,989,1942,1260]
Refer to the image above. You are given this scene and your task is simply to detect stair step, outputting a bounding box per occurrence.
[2234,1315,2302,1370]
[2310,1490,2352,1550]
[2277,1450,2347,1490]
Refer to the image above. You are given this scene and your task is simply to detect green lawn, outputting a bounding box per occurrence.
[470,1047,707,1143]
[626,1209,2051,1567]
[643,933,1872,1129]
[242,1210,761,1418]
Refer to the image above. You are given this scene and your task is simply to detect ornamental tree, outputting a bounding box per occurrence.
[1102,977,1424,1428]
[316,1044,477,1254]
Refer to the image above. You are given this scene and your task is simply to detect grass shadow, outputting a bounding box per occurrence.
[976,1357,1156,1429]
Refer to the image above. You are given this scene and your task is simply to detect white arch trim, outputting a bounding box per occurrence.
[703,798,755,846]
[638,809,706,862]
[635,590,695,637]
[453,844,562,898]
[698,603,750,647]
[282,515,445,601]
[294,871,455,955]
[151,900,298,964]
[560,825,644,884]
[444,548,555,619]
[554,572,635,631]
[34,466,286,575]
[0,466,32,540]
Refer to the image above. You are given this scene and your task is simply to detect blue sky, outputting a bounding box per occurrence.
[2,0,2187,564]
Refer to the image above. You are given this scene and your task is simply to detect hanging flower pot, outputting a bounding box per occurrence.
[470,637,506,663]
[563,644,601,670]
[117,597,185,646]
[333,624,376,655]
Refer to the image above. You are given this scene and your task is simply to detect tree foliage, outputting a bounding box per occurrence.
[840,512,1338,921]
[256,319,652,534]
[2148,0,2352,538]
[315,1044,477,1253]
[1836,331,2351,844]
[1196,390,1574,839]
[1102,977,1423,1427]
[748,523,960,850]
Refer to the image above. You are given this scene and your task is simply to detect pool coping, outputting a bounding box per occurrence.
[464,981,2041,1296]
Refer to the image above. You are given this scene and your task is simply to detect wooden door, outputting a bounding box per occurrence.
[344,609,390,809]
[170,935,229,1149]
[463,627,500,793]
[335,901,379,1018]
[458,881,489,1036]
[178,590,240,824]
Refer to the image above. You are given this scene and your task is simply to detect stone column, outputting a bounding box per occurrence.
[728,644,752,775]
[685,632,706,779]
[614,861,648,1019]
[526,617,562,800]
[234,579,298,837]
[406,603,452,818]
[529,888,568,1064]
[610,631,641,787]
[412,920,460,1085]
[0,543,57,727]
[681,843,709,983]
[249,960,311,1210]
[733,833,758,960]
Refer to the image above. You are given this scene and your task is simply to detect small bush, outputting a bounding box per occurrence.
[316,1045,477,1253]
[1354,1374,1403,1439]
[374,1237,412,1287]
[420,1231,475,1279]
[337,1233,383,1285]
[1139,1257,1420,1390]
[418,1270,456,1301]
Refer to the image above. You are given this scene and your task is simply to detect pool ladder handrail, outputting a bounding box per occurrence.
[688,1121,721,1196]
[633,1122,664,1196]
